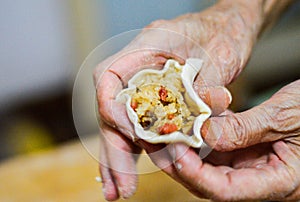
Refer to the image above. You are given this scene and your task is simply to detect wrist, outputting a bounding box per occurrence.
[217,0,294,36]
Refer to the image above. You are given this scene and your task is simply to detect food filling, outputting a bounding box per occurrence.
[117,58,210,147]
[130,83,196,135]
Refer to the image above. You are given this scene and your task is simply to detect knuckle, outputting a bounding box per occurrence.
[93,61,108,88]
[211,115,246,151]
[207,37,242,83]
[110,138,129,152]
[98,102,108,120]
[144,19,170,29]
[97,98,114,125]
[267,99,300,133]
[218,44,241,78]
[204,113,252,152]
[226,114,248,149]
[93,65,101,85]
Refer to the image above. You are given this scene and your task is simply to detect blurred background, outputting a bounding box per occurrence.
[0,0,217,160]
[0,0,299,201]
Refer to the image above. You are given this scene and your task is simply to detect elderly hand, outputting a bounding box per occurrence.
[171,80,300,201]
[94,0,294,201]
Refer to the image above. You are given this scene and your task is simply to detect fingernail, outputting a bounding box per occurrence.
[118,186,125,199]
[102,184,107,199]
[208,86,232,115]
[201,118,222,147]
[222,87,232,104]
[201,120,210,139]
[118,185,136,199]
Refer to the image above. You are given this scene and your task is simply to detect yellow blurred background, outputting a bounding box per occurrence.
[0,0,299,201]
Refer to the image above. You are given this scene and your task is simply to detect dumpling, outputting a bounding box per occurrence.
[116,58,211,148]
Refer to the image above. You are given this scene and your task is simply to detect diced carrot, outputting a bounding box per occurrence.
[167,114,175,120]
[130,100,138,111]
[158,86,168,101]
[158,123,178,135]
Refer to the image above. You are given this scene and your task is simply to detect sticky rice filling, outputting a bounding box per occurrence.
[126,64,197,135]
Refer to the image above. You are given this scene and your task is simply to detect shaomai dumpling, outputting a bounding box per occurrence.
[116,58,211,148]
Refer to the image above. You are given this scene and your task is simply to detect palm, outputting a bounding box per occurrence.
[94,7,300,200]
[170,120,300,201]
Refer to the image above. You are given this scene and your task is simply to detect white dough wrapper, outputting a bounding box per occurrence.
[116,58,212,148]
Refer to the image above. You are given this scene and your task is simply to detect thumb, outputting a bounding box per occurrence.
[201,104,275,151]
[197,85,232,116]
[201,80,300,151]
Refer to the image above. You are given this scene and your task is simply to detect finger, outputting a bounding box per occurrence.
[104,51,167,85]
[99,166,119,201]
[195,84,232,115]
[193,36,243,116]
[96,72,132,134]
[201,104,273,151]
[96,70,139,140]
[95,51,182,138]
[286,185,300,201]
[100,123,142,199]
[95,49,182,89]
[193,59,232,116]
[138,140,207,198]
[99,137,119,201]
[272,141,300,180]
[170,143,300,201]
[272,141,300,200]
[167,143,231,199]
[201,81,300,151]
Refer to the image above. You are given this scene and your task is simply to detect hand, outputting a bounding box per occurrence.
[170,80,300,201]
[94,1,265,201]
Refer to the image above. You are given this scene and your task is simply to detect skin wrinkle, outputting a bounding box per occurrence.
[108,49,160,86]
[95,0,299,200]
[215,40,241,85]
[286,186,300,200]
[270,142,300,199]
[211,104,274,151]
[100,123,140,199]
[194,163,210,193]
[266,81,300,134]
[181,10,248,87]
[286,138,300,162]
[107,69,124,88]
[99,144,119,200]
[198,17,245,85]
[146,145,200,193]
[277,143,300,182]
[238,1,264,36]
[274,169,298,199]
[248,107,272,143]
[227,114,248,149]
[182,23,190,59]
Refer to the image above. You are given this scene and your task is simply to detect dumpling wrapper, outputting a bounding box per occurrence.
[116,58,211,148]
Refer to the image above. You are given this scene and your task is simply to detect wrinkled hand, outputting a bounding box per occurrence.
[94,2,262,201]
[172,80,300,201]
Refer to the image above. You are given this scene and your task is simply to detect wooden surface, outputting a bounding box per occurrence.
[0,135,209,202]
